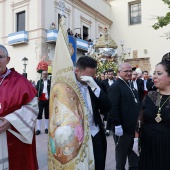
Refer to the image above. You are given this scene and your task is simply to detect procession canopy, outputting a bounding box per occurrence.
[94,33,117,49]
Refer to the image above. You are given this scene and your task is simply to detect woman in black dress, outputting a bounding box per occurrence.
[139,53,170,170]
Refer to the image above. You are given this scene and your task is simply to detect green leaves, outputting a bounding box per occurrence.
[152,12,170,29]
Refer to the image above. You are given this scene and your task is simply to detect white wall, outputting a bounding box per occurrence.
[81,0,112,20]
[0,0,113,81]
[110,0,170,74]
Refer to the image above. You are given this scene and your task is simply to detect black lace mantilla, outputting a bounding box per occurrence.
[148,91,170,109]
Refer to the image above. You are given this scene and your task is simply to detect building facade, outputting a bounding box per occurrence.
[110,0,170,74]
[0,0,169,80]
[0,0,113,81]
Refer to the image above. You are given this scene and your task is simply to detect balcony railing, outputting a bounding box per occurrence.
[8,31,28,45]
[46,29,88,51]
[76,38,88,51]
[46,29,58,42]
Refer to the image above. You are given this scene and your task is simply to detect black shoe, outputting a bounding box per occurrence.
[36,130,41,135]
[45,129,48,134]
[105,131,110,137]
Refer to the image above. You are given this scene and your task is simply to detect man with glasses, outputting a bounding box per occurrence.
[108,62,140,170]
[36,70,51,135]
[0,45,38,169]
[142,70,156,93]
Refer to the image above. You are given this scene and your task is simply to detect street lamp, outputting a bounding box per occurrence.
[22,57,28,78]
[120,41,131,62]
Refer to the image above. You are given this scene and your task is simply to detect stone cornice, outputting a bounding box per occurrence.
[67,0,113,26]
[80,15,92,25]
[11,0,30,8]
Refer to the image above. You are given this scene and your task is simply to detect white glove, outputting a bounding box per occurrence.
[132,138,139,156]
[115,125,123,136]
[80,76,98,91]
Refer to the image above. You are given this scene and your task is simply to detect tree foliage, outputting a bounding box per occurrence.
[152,0,170,30]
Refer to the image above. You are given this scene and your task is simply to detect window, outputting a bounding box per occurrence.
[129,1,141,25]
[83,26,88,40]
[17,11,25,31]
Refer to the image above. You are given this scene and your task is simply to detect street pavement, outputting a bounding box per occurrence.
[36,128,116,170]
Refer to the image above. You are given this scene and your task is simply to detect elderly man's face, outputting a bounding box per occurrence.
[118,63,132,81]
[42,71,48,80]
[0,50,10,75]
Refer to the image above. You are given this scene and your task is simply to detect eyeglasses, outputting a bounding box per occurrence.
[120,70,132,73]
[0,55,6,59]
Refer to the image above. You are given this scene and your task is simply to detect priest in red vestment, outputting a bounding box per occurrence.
[0,45,39,170]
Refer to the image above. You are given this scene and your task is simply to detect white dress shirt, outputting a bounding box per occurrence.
[108,79,114,86]
[79,83,100,137]
[43,80,49,99]
[132,80,138,91]
[143,79,148,91]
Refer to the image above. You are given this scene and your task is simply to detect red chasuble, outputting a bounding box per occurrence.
[0,70,38,170]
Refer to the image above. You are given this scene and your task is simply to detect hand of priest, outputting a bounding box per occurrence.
[0,117,11,134]
[115,125,123,136]
[80,76,98,91]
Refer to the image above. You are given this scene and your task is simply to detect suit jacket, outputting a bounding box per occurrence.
[146,78,157,91]
[88,85,112,159]
[101,78,116,94]
[108,78,140,134]
[131,79,144,103]
[36,79,51,98]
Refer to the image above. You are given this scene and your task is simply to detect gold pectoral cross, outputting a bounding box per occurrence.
[155,112,162,123]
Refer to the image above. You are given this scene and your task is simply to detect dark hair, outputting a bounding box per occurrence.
[107,69,113,73]
[76,56,97,70]
[157,52,170,76]
[104,70,108,75]
[143,71,148,74]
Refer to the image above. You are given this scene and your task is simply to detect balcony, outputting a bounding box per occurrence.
[76,38,88,51]
[8,31,28,45]
[46,29,58,43]
[46,29,88,51]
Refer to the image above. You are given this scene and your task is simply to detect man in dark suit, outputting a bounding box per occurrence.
[101,69,116,136]
[131,70,144,103]
[108,62,140,170]
[36,70,51,135]
[75,56,112,170]
[142,70,154,96]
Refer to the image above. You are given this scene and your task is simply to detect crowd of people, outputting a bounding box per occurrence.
[67,28,94,45]
[50,22,94,48]
[1,43,170,170]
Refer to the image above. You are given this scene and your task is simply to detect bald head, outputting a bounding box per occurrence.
[0,45,9,57]
[118,62,132,81]
[118,62,131,71]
